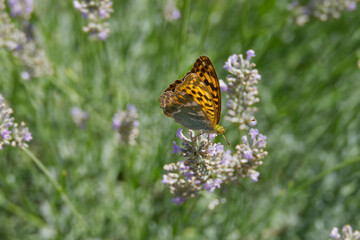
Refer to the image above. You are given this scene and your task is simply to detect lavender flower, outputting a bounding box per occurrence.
[288,0,358,26]
[9,0,33,19]
[208,198,226,210]
[163,0,181,22]
[219,79,228,92]
[172,141,182,154]
[287,1,311,26]
[0,0,53,79]
[162,128,268,204]
[313,0,358,21]
[73,0,113,40]
[222,50,261,130]
[0,94,32,150]
[330,225,360,240]
[112,104,139,145]
[70,107,89,128]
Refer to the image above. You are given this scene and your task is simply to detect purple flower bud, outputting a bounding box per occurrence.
[249,119,257,126]
[1,130,11,140]
[98,8,109,18]
[329,227,340,239]
[219,79,228,92]
[24,132,32,142]
[98,31,109,40]
[221,150,232,165]
[21,71,31,80]
[246,49,256,61]
[242,135,248,145]
[176,128,186,140]
[249,171,259,182]
[249,128,259,142]
[243,150,253,160]
[224,54,238,71]
[203,178,222,192]
[347,2,357,11]
[172,197,185,205]
[208,143,224,156]
[172,141,182,154]
[73,1,81,9]
[223,61,231,71]
[161,175,170,185]
[172,9,180,19]
[9,0,33,18]
[112,115,121,129]
[127,104,136,112]
[209,133,216,139]
[257,134,267,147]
[178,161,189,171]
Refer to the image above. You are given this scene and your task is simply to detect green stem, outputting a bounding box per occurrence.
[178,0,191,60]
[295,156,360,193]
[199,1,218,53]
[22,148,88,230]
[0,195,45,228]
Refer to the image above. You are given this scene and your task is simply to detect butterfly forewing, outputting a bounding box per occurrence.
[190,56,221,125]
[160,55,222,132]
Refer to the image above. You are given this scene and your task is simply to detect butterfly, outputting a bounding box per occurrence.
[160,56,227,137]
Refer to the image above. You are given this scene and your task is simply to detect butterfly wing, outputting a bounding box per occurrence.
[160,55,221,130]
[190,56,221,126]
[160,73,214,131]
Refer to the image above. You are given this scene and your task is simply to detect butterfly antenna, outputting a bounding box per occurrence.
[222,134,231,146]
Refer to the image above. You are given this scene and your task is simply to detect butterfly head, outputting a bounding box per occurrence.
[215,125,230,146]
[215,124,225,134]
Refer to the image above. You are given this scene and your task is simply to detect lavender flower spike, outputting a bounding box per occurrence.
[162,128,268,204]
[0,94,32,150]
[71,107,89,128]
[163,0,181,22]
[73,0,114,40]
[113,104,140,145]
[330,224,360,240]
[223,51,261,129]
[0,0,53,79]
[288,0,358,26]
[9,0,33,19]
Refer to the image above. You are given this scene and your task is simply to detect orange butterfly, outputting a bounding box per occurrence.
[160,56,226,137]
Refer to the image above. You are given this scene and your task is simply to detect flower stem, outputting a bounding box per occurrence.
[295,156,360,192]
[22,148,88,230]
[0,194,45,228]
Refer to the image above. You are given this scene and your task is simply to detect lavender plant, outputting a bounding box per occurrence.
[71,107,89,128]
[112,104,139,145]
[288,0,358,26]
[330,225,360,240]
[0,94,32,150]
[221,50,261,130]
[162,128,267,204]
[163,0,180,22]
[0,94,87,228]
[73,0,113,40]
[8,0,33,20]
[0,0,53,79]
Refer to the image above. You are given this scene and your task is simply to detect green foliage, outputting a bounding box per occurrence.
[1,0,360,239]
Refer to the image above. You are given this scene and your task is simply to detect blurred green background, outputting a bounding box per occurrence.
[1,0,360,239]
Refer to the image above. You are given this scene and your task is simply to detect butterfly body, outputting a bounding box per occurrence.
[160,56,225,135]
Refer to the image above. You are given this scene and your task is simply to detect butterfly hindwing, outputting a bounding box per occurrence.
[160,87,212,131]
[174,73,217,128]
